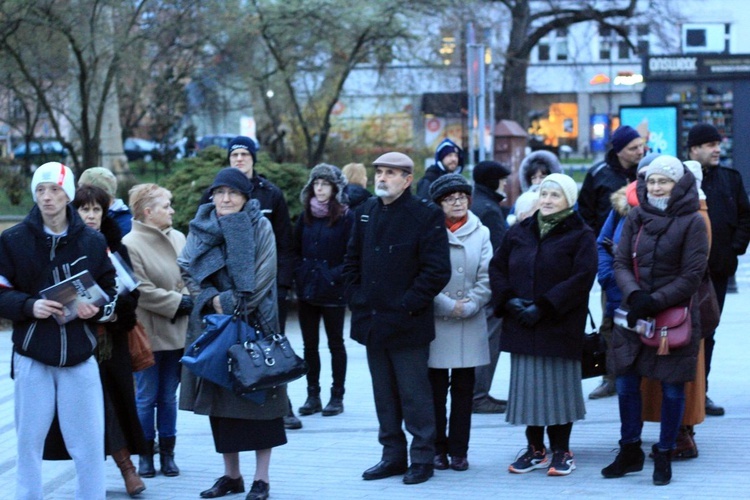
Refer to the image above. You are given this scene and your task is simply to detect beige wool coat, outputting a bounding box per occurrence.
[123,220,188,351]
[429,211,493,369]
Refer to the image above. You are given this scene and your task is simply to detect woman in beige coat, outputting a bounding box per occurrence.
[427,174,493,472]
[122,184,191,479]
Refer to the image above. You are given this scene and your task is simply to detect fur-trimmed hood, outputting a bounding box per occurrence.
[519,150,562,192]
[610,185,631,218]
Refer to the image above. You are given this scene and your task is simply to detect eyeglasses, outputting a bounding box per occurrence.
[212,188,244,200]
[646,178,675,187]
[441,194,469,205]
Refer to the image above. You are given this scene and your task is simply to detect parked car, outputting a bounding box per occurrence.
[124,137,161,162]
[13,140,69,164]
[196,134,236,151]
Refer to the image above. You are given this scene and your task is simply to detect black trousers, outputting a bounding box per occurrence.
[429,367,475,457]
[298,301,347,389]
[366,345,436,465]
[705,274,729,392]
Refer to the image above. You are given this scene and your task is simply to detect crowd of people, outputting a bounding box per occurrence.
[1,123,748,498]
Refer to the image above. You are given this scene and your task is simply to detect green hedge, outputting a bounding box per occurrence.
[159,146,309,233]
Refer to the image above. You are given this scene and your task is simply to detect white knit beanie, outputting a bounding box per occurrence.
[644,155,685,183]
[31,162,75,202]
[539,173,578,207]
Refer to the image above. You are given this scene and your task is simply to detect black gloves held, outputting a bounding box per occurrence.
[626,290,656,328]
[518,304,543,327]
[505,298,532,318]
[174,295,194,319]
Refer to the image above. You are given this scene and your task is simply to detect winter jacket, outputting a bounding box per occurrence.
[293,209,354,306]
[343,189,451,349]
[612,171,709,384]
[490,211,597,361]
[597,187,631,318]
[429,211,492,368]
[109,198,133,236]
[579,149,638,235]
[518,150,563,193]
[178,201,286,420]
[123,220,188,352]
[344,184,372,210]
[702,165,750,278]
[416,139,465,199]
[0,205,117,367]
[470,183,508,252]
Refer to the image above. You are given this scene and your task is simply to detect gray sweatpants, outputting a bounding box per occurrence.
[14,353,105,500]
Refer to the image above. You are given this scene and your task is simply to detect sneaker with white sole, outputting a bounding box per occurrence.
[509,445,549,473]
[547,450,576,476]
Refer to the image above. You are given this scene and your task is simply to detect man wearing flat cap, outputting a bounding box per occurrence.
[344,151,451,485]
[687,123,750,417]
[579,125,645,236]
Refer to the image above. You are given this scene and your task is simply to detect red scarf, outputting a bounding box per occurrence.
[446,215,468,232]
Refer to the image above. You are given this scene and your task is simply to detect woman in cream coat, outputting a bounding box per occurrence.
[122,183,190,478]
[426,174,493,472]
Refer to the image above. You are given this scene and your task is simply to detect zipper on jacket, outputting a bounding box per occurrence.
[22,321,37,351]
[83,323,97,351]
[59,323,67,366]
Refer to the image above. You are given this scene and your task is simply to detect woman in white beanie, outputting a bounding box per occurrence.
[490,172,597,477]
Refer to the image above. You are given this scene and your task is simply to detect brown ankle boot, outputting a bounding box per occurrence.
[112,448,146,497]
[673,425,698,460]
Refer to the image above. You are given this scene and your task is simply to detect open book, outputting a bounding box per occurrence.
[40,270,110,325]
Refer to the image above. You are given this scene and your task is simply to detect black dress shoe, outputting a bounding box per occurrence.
[362,460,408,480]
[450,455,469,471]
[245,480,269,500]
[200,476,245,498]
[403,463,434,484]
[705,396,725,416]
[433,453,449,470]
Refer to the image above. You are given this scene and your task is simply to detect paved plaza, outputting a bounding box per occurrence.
[0,255,748,499]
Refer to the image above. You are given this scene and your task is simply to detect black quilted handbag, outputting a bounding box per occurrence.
[581,310,607,379]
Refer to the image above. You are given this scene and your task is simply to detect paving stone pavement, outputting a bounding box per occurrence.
[1,254,748,499]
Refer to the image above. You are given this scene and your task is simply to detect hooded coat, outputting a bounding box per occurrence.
[611,171,709,384]
[416,138,464,199]
[518,150,563,193]
[428,211,492,368]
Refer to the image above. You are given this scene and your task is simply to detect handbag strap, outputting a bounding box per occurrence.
[586,309,598,332]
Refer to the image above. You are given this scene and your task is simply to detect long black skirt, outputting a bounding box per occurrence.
[209,416,287,453]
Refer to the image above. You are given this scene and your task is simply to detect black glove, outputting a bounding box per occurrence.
[626,290,655,328]
[505,298,533,318]
[518,304,542,327]
[114,294,138,332]
[174,295,194,319]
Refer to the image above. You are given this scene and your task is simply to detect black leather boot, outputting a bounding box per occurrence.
[601,440,645,478]
[298,386,322,416]
[138,440,156,478]
[159,436,180,477]
[322,386,344,416]
[653,447,672,485]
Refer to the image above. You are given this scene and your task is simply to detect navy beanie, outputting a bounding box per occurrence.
[209,168,253,198]
[611,126,641,154]
[227,136,259,163]
[473,161,511,190]
[687,123,721,148]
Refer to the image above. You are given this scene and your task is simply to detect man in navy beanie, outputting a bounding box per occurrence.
[579,125,644,400]
[416,138,464,199]
[687,123,750,416]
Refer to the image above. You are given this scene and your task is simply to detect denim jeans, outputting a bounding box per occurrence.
[135,349,182,441]
[616,371,685,450]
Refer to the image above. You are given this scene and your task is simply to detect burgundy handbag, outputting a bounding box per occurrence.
[641,304,692,355]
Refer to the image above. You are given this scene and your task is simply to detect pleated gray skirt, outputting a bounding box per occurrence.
[506,354,586,426]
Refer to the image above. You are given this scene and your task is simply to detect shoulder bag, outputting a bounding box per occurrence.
[181,298,259,390]
[129,320,155,372]
[631,225,693,356]
[581,310,607,379]
[227,312,308,394]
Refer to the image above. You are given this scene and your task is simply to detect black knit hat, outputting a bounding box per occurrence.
[428,173,472,203]
[473,161,511,190]
[687,123,721,148]
[209,168,253,198]
[227,136,259,163]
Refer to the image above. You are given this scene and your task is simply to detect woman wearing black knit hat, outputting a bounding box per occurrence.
[427,173,493,472]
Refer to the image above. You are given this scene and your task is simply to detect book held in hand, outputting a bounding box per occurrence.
[40,270,110,325]
[109,251,141,295]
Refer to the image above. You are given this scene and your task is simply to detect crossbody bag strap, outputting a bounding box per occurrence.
[631,225,644,284]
